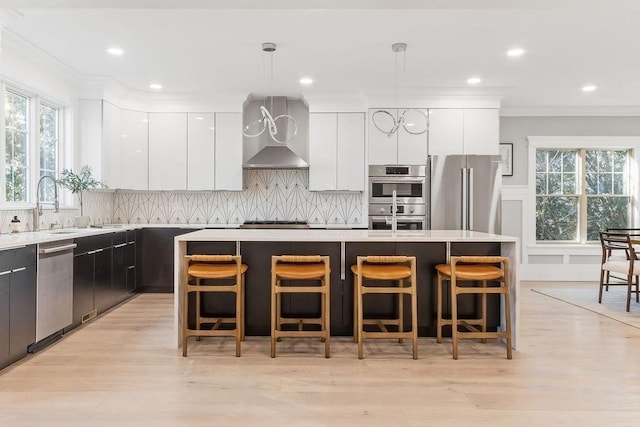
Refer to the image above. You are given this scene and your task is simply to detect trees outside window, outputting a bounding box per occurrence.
[536,148,630,242]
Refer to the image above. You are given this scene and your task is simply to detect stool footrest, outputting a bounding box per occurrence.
[362,331,415,340]
[275,286,327,294]
[184,329,238,338]
[455,287,507,295]
[187,284,239,293]
[274,330,327,338]
[362,286,413,295]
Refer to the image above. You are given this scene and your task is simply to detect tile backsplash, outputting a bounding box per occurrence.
[112,169,364,225]
[1,170,365,232]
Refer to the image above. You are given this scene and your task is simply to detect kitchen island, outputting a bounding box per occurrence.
[174,229,519,348]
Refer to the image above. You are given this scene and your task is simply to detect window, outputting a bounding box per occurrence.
[5,90,29,202]
[3,86,61,205]
[536,148,631,242]
[40,103,59,203]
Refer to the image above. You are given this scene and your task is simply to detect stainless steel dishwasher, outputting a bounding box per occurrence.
[36,239,77,342]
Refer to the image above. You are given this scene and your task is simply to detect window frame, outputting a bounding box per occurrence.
[1,81,67,208]
[528,136,640,247]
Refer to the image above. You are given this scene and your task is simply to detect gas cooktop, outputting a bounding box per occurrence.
[239,220,310,229]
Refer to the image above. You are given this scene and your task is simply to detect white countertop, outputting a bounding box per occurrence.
[175,228,518,243]
[0,225,142,250]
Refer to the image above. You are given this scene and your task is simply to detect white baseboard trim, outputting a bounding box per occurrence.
[519,263,601,282]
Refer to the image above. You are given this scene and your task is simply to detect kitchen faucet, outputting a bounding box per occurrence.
[386,190,398,233]
[33,175,59,232]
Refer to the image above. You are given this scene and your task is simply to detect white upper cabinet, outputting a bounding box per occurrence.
[462,109,499,154]
[214,113,243,191]
[397,109,429,165]
[368,108,428,165]
[309,112,365,191]
[100,102,148,190]
[368,108,398,165]
[336,113,365,191]
[148,113,187,191]
[101,101,121,188]
[309,113,337,191]
[187,113,215,191]
[427,108,499,155]
[119,109,149,190]
[428,109,464,155]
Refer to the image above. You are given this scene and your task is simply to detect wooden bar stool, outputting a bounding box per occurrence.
[182,255,247,357]
[271,255,331,358]
[435,256,512,360]
[351,256,418,360]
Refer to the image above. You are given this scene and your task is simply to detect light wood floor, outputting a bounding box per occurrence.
[1,282,639,426]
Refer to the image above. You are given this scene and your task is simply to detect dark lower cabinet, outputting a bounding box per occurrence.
[94,245,113,314]
[0,273,11,368]
[140,228,195,292]
[112,231,136,306]
[0,245,37,371]
[72,249,96,329]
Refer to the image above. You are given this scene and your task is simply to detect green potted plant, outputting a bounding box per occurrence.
[57,165,106,228]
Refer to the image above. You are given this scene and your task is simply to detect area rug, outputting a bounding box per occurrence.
[532,283,640,329]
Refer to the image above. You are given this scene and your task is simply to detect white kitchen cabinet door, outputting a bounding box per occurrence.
[119,109,148,190]
[187,113,215,191]
[337,113,365,191]
[309,113,337,191]
[428,109,464,155]
[397,108,428,165]
[463,109,500,155]
[368,108,398,165]
[214,113,243,191]
[148,113,187,190]
[101,101,121,189]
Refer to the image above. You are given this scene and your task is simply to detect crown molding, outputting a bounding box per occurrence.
[501,106,640,117]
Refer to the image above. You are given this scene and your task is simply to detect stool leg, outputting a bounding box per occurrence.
[504,285,513,360]
[398,279,404,344]
[436,272,443,344]
[411,275,418,360]
[353,275,358,343]
[182,286,189,357]
[481,280,487,344]
[324,275,331,359]
[271,272,277,358]
[241,273,246,341]
[451,277,459,360]
[195,278,201,341]
[276,280,282,342]
[357,275,364,359]
[320,278,326,343]
[235,279,241,358]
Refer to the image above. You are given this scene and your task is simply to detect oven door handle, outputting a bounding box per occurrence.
[369,177,426,184]
[370,216,425,223]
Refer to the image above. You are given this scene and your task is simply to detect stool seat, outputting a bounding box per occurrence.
[350,264,411,280]
[189,263,248,279]
[275,263,327,280]
[435,264,503,281]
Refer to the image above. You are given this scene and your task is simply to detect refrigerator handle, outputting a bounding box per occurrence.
[461,167,467,230]
[468,167,474,231]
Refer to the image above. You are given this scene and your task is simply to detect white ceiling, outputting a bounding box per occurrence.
[2,1,640,112]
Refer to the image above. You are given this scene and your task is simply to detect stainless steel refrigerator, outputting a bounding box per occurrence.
[428,155,502,233]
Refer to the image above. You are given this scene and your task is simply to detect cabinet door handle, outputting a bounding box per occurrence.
[93,248,104,253]
[0,270,12,276]
[127,266,135,270]
[11,267,26,273]
[87,250,97,255]
[114,243,127,248]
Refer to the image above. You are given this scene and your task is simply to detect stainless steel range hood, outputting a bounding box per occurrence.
[242,96,309,169]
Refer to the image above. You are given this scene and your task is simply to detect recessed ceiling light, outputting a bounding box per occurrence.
[507,48,524,57]
[467,77,482,85]
[149,83,162,90]
[107,47,124,56]
[299,77,313,86]
[140,118,149,123]
[582,85,597,92]
[195,116,204,120]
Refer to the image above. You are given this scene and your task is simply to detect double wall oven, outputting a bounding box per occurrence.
[368,165,427,231]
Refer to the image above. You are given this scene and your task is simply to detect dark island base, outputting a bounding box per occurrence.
[185,240,502,337]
